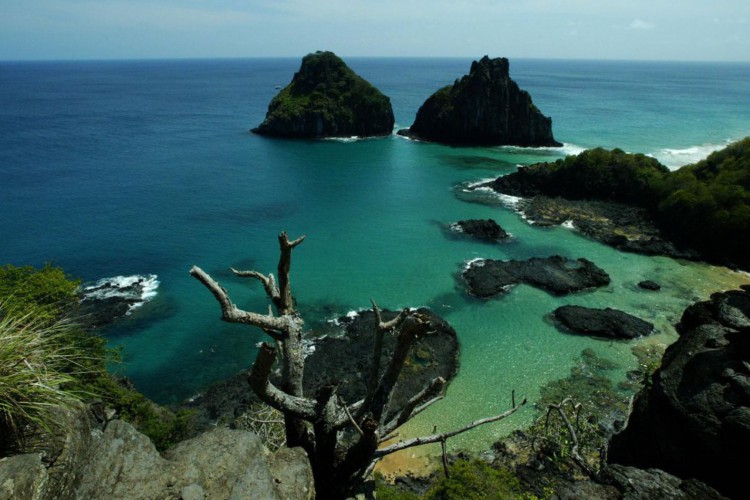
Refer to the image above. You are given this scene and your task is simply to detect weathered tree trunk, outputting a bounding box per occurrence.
[192,231,526,498]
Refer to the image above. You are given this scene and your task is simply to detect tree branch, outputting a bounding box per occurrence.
[248,343,317,420]
[373,398,527,458]
[380,376,446,438]
[190,266,288,339]
[231,268,280,304]
[277,231,305,315]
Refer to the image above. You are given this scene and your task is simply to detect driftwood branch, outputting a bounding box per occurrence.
[545,397,595,477]
[364,314,427,422]
[231,268,280,303]
[374,397,527,458]
[248,343,317,420]
[190,266,288,339]
[277,231,305,314]
[380,376,446,439]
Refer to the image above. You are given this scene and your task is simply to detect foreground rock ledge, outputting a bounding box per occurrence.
[608,285,750,498]
[553,305,654,340]
[463,255,610,298]
[398,56,562,147]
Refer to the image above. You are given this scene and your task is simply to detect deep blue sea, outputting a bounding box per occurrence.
[2,58,750,455]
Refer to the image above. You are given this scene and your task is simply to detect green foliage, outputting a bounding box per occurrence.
[263,51,390,130]
[0,307,87,449]
[0,264,80,322]
[656,138,750,258]
[515,137,750,265]
[0,263,193,452]
[426,460,534,499]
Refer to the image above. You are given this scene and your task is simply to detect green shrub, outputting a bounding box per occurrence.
[426,459,533,499]
[0,306,88,448]
[0,263,193,452]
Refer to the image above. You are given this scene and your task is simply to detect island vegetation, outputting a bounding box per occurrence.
[489,138,750,268]
[252,51,394,138]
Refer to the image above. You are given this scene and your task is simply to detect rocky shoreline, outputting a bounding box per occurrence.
[516,195,700,260]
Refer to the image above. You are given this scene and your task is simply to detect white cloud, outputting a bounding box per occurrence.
[628,19,655,30]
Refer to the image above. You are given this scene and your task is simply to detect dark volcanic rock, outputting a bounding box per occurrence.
[608,287,750,498]
[304,308,459,418]
[398,56,561,147]
[553,305,654,340]
[451,218,509,241]
[252,51,394,138]
[181,308,458,431]
[600,465,727,500]
[638,280,661,291]
[463,255,610,298]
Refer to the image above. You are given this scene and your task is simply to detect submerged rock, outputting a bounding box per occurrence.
[608,287,750,498]
[252,51,394,138]
[463,255,610,298]
[450,218,509,241]
[638,280,661,291]
[553,305,654,340]
[398,56,561,146]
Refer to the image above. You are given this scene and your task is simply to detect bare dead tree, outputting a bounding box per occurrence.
[191,231,526,498]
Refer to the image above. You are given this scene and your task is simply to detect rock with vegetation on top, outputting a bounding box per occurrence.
[553,305,654,340]
[463,255,610,298]
[608,286,750,499]
[252,51,394,138]
[398,56,561,146]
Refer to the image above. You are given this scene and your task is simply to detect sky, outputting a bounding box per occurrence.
[1,0,749,62]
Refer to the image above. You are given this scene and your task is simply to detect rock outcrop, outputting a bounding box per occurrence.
[463,255,610,298]
[252,51,394,138]
[0,404,314,499]
[398,56,561,147]
[553,305,654,340]
[450,218,509,241]
[608,286,750,498]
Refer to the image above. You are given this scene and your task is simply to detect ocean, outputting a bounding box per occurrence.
[1,57,749,453]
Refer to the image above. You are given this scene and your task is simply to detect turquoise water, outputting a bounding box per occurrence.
[1,58,749,454]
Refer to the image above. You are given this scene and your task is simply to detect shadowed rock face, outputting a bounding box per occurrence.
[463,255,610,298]
[553,305,654,340]
[608,286,750,499]
[252,51,394,139]
[398,56,561,147]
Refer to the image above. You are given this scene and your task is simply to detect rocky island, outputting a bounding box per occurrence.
[252,51,394,138]
[398,56,562,147]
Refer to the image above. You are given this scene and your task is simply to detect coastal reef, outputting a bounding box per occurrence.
[252,51,394,138]
[463,255,610,298]
[608,285,750,498]
[398,56,561,147]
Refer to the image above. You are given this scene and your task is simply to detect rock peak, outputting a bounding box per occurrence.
[252,51,394,139]
[398,56,561,147]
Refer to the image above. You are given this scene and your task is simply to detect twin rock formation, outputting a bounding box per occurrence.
[253,51,561,146]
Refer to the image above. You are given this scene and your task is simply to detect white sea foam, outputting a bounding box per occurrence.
[464,258,487,271]
[80,274,159,314]
[561,220,576,230]
[499,142,585,157]
[648,140,732,170]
